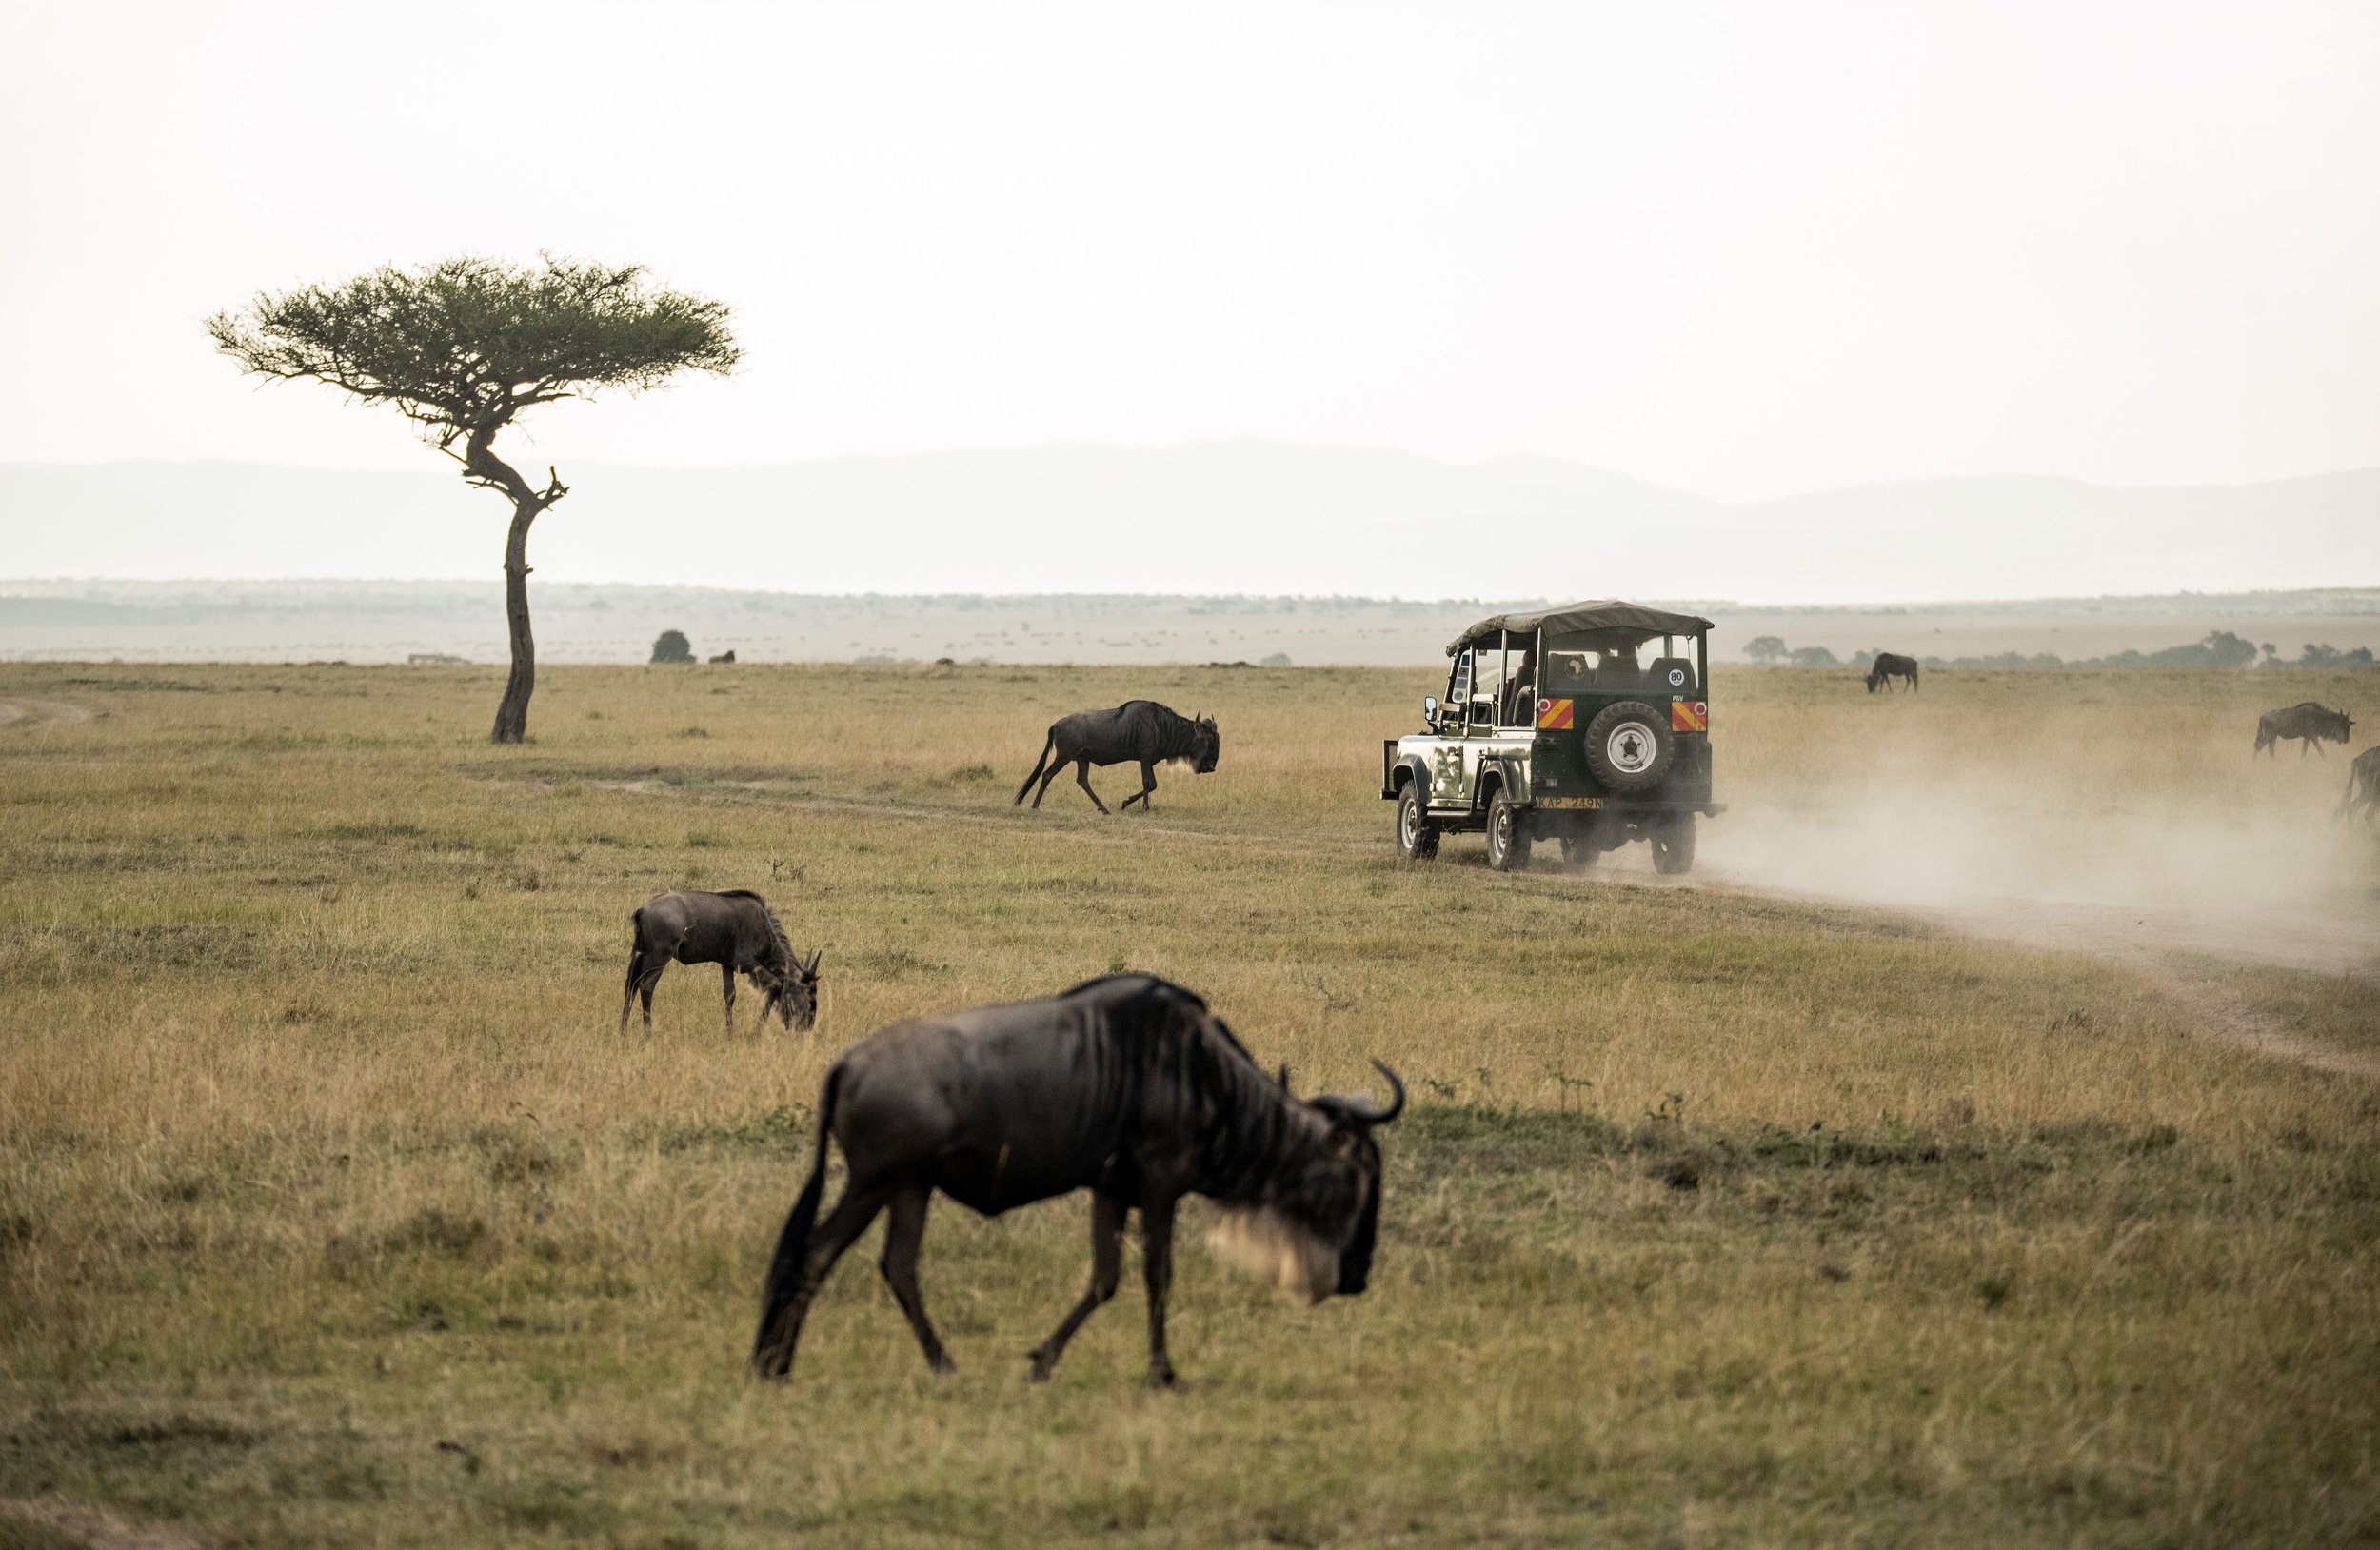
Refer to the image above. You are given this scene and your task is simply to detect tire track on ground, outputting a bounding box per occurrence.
[0,699,93,729]
[494,769,2380,1079]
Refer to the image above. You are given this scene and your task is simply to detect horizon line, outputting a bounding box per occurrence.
[6,439,2377,507]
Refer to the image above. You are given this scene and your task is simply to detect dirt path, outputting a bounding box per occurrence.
[516,769,2380,1080]
[0,698,93,729]
[2121,957,2380,1081]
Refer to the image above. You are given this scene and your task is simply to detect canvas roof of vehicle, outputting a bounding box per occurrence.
[1446,600,1715,656]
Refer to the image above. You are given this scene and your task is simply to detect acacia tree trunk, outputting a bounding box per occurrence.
[491,502,539,743]
[463,427,567,745]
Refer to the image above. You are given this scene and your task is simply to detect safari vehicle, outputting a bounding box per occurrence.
[1379,601,1721,874]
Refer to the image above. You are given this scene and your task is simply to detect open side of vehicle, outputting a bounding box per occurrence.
[1380,600,1724,875]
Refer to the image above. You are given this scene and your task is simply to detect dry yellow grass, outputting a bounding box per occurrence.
[0,659,2375,1547]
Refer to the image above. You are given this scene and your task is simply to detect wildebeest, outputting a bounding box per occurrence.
[748,973,1403,1386]
[707,649,737,664]
[2254,702,2351,758]
[2337,745,2380,822]
[1866,652,1919,693]
[620,889,820,1035]
[1013,701,1220,814]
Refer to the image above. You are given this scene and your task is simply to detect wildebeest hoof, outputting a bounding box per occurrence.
[1147,1366,1178,1389]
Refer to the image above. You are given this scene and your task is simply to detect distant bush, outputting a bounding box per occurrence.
[2285,643,2378,668]
[1743,635,1787,665]
[649,629,694,665]
[1787,646,1839,667]
[1260,652,1292,667]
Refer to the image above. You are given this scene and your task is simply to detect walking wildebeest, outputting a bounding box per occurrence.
[2254,702,2351,758]
[619,889,820,1035]
[2337,745,2380,823]
[1013,701,1220,814]
[748,973,1403,1386]
[1866,652,1919,693]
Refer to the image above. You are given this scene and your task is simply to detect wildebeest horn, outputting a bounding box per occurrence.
[1313,1060,1406,1126]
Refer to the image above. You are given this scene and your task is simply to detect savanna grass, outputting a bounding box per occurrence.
[1,660,2375,1547]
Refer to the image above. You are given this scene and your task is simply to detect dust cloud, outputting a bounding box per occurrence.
[1680,693,2380,979]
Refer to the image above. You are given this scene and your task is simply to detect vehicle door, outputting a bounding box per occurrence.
[1463,632,1512,804]
[1426,649,1475,807]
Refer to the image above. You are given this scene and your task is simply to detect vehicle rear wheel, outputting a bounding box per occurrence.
[1650,812,1696,875]
[1396,783,1439,861]
[1485,789,1531,872]
[1582,700,1675,794]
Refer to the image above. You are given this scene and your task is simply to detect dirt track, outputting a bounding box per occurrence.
[0,699,92,729]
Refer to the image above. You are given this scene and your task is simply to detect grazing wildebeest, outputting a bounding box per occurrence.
[2254,702,2351,758]
[2337,745,2380,822]
[1013,701,1220,814]
[748,973,1403,1386]
[620,889,820,1035]
[1865,652,1919,693]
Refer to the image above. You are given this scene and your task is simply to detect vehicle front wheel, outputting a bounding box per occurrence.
[1650,812,1696,875]
[1485,789,1532,872]
[1396,784,1439,861]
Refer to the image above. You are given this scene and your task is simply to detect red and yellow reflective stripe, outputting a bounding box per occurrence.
[1671,699,1708,732]
[1536,697,1574,729]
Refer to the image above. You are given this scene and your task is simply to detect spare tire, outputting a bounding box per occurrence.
[1582,700,1674,793]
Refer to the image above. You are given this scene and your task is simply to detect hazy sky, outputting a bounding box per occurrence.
[2,0,2374,503]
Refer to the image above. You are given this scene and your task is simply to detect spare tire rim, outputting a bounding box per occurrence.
[1606,723,1657,773]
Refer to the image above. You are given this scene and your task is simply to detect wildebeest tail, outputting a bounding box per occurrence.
[2340,764,2365,819]
[623,908,646,984]
[750,1063,843,1374]
[1013,728,1056,805]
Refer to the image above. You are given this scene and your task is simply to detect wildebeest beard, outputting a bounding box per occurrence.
[1205,1127,1382,1304]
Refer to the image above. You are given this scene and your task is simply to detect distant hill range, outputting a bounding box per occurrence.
[4,442,2374,602]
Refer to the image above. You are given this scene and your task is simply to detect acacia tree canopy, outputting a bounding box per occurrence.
[207,255,739,444]
[208,256,739,743]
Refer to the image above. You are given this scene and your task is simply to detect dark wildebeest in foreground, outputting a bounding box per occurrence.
[2337,745,2380,822]
[1013,701,1220,813]
[748,973,1403,1386]
[2254,702,2351,758]
[620,889,820,1035]
[1866,652,1919,693]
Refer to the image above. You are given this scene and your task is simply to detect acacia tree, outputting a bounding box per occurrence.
[208,256,739,743]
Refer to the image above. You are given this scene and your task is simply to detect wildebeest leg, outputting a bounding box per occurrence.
[721,964,738,1034]
[1119,761,1157,812]
[1075,758,1111,815]
[878,1183,954,1374]
[1031,752,1068,809]
[1140,1192,1178,1386]
[636,964,666,1033]
[1028,1190,1125,1381]
[619,944,646,1036]
[751,1178,895,1377]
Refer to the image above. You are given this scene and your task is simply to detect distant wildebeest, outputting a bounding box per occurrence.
[2337,745,2380,822]
[1013,701,1220,814]
[2254,702,2351,758]
[748,973,1403,1386]
[1866,652,1919,693]
[620,889,820,1035]
[708,649,737,664]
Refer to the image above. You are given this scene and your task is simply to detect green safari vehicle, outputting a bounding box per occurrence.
[1379,600,1723,873]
